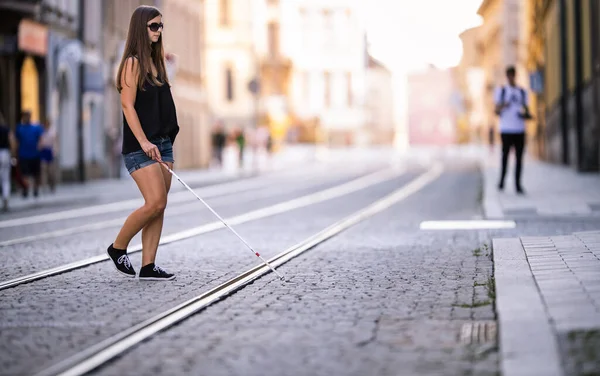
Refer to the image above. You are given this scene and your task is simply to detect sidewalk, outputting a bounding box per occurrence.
[483,150,600,375]
[482,150,600,218]
[2,144,321,214]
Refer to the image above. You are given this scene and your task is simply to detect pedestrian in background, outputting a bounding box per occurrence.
[39,118,57,193]
[211,121,226,167]
[494,66,531,194]
[0,112,14,212]
[107,5,180,280]
[14,111,43,198]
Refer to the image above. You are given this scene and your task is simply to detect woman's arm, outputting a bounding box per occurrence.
[120,57,161,161]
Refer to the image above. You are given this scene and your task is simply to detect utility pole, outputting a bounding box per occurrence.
[77,0,85,182]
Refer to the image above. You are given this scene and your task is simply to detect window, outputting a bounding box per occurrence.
[225,66,234,101]
[220,0,230,26]
[324,71,331,108]
[268,22,279,57]
[346,72,352,106]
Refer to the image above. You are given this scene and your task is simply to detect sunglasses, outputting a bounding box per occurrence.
[147,22,164,32]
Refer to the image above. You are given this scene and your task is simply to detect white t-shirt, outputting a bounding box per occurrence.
[494,85,527,134]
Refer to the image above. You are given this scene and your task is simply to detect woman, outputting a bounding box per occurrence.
[107,5,179,281]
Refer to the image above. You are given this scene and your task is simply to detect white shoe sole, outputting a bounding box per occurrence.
[138,276,176,281]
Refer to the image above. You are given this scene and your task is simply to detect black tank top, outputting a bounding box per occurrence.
[122,69,179,154]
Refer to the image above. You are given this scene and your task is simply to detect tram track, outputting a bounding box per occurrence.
[31,164,443,376]
[0,165,374,248]
[0,165,407,291]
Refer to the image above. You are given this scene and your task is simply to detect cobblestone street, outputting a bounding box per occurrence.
[0,148,598,376]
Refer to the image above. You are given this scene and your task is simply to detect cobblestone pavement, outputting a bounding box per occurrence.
[0,162,418,376]
[84,162,502,376]
[4,153,599,376]
[0,165,383,281]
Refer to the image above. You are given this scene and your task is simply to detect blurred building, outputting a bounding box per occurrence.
[284,0,367,146]
[527,0,599,172]
[0,1,48,132]
[161,0,211,169]
[477,0,528,140]
[0,0,102,182]
[365,55,394,145]
[407,66,457,146]
[203,0,259,134]
[254,0,293,151]
[457,26,486,144]
[81,0,106,180]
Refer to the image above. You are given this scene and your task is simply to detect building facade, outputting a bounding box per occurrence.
[458,26,486,144]
[283,0,367,146]
[365,55,394,145]
[531,0,599,172]
[407,66,458,146]
[254,0,293,150]
[0,0,93,182]
[203,0,259,134]
[161,0,211,169]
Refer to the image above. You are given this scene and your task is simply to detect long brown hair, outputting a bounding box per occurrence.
[116,5,169,93]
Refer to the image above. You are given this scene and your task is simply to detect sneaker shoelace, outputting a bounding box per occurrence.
[117,254,132,269]
[153,265,167,274]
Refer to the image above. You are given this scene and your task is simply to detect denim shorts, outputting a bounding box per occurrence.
[123,136,174,174]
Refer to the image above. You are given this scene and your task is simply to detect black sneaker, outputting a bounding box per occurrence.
[139,263,175,281]
[106,244,136,277]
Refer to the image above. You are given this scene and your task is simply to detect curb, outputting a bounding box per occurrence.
[493,237,563,376]
[478,155,505,219]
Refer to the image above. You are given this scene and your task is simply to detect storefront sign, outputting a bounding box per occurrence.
[18,19,48,56]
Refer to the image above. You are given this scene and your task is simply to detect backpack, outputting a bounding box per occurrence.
[499,86,526,106]
[498,86,533,120]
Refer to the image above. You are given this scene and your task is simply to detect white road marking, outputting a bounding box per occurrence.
[0,162,369,229]
[419,220,517,230]
[0,168,371,247]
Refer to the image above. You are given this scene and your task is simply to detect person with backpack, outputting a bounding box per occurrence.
[494,66,532,194]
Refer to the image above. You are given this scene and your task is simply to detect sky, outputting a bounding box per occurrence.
[363,0,484,73]
[361,0,484,134]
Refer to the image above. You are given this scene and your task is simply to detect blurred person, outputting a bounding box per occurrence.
[235,127,245,167]
[14,111,43,198]
[494,66,531,194]
[0,112,15,211]
[107,5,179,280]
[211,121,226,167]
[38,118,57,193]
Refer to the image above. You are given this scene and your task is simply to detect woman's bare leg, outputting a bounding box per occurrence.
[113,163,167,250]
[140,161,173,266]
